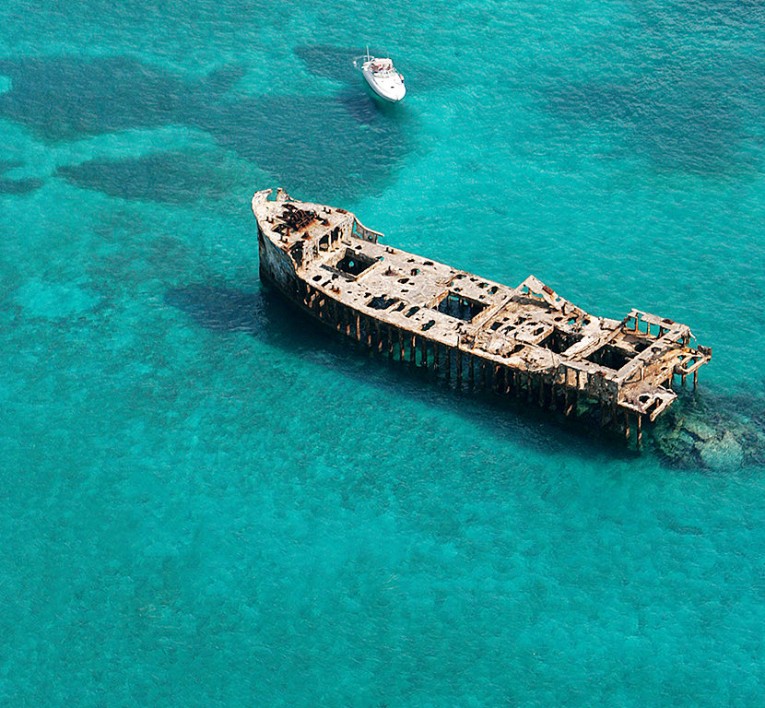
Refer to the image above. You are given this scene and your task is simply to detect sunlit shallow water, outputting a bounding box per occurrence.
[1,1,764,704]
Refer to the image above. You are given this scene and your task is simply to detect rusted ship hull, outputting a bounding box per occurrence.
[253,188,711,445]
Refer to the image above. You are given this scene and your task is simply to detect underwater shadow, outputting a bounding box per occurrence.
[164,284,267,334]
[167,281,765,471]
[194,93,411,201]
[294,44,362,86]
[295,43,457,95]
[166,281,643,465]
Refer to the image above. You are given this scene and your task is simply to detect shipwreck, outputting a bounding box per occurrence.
[252,188,712,445]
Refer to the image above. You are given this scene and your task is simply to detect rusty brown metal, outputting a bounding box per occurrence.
[252,189,712,443]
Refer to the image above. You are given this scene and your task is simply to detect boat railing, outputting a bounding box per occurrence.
[352,218,384,244]
[252,188,296,206]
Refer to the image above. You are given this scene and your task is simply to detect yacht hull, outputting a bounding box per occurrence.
[362,69,405,102]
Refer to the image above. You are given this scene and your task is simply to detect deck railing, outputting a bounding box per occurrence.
[352,218,384,244]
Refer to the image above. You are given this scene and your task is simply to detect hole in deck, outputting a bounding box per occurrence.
[538,328,584,354]
[585,343,635,370]
[290,242,304,267]
[433,291,487,322]
[334,248,377,277]
[367,295,398,310]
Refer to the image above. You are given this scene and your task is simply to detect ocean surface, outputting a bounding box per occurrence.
[1,0,764,704]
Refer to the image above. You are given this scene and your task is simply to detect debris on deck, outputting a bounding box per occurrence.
[252,188,712,446]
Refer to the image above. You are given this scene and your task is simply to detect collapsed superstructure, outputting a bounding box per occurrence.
[252,188,711,444]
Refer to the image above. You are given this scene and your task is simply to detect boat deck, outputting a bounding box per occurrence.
[252,189,711,431]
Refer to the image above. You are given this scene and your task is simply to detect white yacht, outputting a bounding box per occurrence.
[361,49,406,102]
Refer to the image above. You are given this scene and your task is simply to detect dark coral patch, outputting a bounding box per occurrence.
[0,56,243,141]
[194,93,411,201]
[0,54,411,200]
[0,177,43,194]
[58,151,241,204]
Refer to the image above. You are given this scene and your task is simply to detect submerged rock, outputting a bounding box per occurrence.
[653,389,765,470]
[655,426,697,465]
[682,417,716,442]
[697,431,744,471]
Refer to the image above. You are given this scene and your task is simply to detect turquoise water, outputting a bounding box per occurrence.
[1,0,765,704]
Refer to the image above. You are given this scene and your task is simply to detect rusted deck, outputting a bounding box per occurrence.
[252,188,712,444]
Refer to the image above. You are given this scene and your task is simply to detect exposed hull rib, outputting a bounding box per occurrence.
[252,188,712,445]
